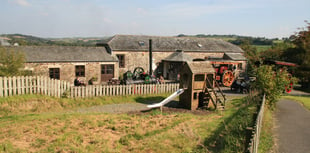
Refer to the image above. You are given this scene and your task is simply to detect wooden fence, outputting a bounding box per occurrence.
[0,76,179,98]
[247,94,266,153]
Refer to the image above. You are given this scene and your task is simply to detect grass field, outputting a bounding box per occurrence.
[0,94,258,152]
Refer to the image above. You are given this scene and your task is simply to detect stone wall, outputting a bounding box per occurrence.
[25,62,118,85]
[113,50,229,77]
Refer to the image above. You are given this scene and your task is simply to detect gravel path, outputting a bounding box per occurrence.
[275,99,310,153]
[76,103,150,114]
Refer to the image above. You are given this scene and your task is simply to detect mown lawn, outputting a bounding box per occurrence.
[0,94,258,152]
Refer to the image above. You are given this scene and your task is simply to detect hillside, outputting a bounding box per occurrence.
[0,34,106,46]
[1,34,280,51]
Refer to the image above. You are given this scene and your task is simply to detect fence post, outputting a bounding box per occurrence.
[0,77,182,98]
[0,77,3,97]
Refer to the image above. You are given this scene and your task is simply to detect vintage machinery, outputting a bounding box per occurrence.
[193,59,243,87]
[122,67,157,85]
[212,62,235,87]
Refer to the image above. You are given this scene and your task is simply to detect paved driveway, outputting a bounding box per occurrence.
[275,99,310,153]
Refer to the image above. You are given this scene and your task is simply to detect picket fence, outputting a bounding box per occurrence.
[0,76,179,98]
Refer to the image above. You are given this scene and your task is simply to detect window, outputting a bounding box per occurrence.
[75,65,85,77]
[101,65,114,74]
[238,63,243,70]
[194,74,205,81]
[138,41,145,46]
[49,68,60,80]
[116,54,125,68]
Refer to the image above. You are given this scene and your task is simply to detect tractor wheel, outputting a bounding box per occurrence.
[222,70,234,87]
[133,67,145,79]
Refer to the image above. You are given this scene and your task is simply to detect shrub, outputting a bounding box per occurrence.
[254,65,292,108]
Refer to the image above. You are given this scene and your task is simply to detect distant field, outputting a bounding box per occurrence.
[253,45,272,52]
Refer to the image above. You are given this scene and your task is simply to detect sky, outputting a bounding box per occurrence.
[0,0,310,38]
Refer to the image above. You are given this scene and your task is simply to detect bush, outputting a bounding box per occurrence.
[254,65,292,108]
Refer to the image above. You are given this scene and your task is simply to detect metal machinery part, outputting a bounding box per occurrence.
[222,70,234,87]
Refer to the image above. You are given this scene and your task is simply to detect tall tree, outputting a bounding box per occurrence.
[289,21,310,88]
[239,39,260,76]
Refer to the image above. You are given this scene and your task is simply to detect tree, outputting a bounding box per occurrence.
[0,47,26,76]
[239,39,260,76]
[287,21,310,88]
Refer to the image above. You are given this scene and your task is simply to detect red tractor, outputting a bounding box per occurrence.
[211,61,242,87]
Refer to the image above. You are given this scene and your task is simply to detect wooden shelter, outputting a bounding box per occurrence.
[179,61,226,110]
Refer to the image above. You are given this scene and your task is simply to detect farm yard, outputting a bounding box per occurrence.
[0,92,257,152]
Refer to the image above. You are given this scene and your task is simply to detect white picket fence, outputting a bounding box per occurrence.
[0,76,179,98]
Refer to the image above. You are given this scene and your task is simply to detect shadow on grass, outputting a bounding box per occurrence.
[195,97,258,153]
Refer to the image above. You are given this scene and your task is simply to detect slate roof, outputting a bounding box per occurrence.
[10,46,118,63]
[162,50,193,62]
[223,53,246,61]
[187,61,215,74]
[99,35,244,53]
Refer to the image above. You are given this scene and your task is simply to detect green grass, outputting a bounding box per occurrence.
[283,95,310,110]
[0,93,171,117]
[258,95,310,152]
[253,45,272,52]
[258,106,275,153]
[0,94,259,152]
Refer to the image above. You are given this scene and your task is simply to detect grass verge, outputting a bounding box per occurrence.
[258,106,275,153]
[283,95,310,110]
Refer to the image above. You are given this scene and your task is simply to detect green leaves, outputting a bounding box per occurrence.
[255,65,292,108]
[0,47,25,76]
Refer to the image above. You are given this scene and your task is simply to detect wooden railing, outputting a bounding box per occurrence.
[247,94,266,153]
[0,76,179,98]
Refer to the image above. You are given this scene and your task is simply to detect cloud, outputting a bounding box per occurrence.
[103,17,113,23]
[11,0,31,7]
[159,1,258,17]
[136,8,147,15]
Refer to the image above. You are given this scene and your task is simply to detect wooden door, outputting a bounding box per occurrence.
[101,65,114,82]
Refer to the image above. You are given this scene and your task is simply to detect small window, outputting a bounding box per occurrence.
[138,41,145,46]
[194,74,205,81]
[106,65,114,74]
[117,54,125,68]
[194,92,197,100]
[238,63,243,70]
[49,68,60,80]
[75,65,85,77]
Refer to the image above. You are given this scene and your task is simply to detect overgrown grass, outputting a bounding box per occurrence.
[258,106,275,153]
[0,93,170,116]
[283,95,310,110]
[194,95,260,153]
[0,94,259,152]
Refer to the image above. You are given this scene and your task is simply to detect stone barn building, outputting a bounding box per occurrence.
[15,46,118,84]
[98,35,246,80]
